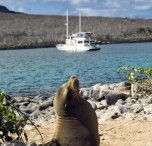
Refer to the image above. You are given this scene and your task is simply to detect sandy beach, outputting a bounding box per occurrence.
[24,118,152,146]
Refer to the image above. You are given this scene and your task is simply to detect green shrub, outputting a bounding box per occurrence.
[0,92,43,144]
[118,66,152,97]
[0,92,27,142]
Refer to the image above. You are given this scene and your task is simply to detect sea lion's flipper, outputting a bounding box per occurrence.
[44,139,61,146]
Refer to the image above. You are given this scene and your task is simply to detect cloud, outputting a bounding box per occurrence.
[18,7,26,12]
[76,8,117,17]
[133,0,152,2]
[104,0,120,8]
[134,0,146,2]
[0,0,152,18]
[134,5,151,10]
[70,0,97,6]
[42,0,67,2]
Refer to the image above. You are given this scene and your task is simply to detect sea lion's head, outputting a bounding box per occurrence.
[54,76,80,116]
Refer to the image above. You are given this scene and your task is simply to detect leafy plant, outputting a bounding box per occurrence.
[0,92,44,144]
[118,66,152,97]
[0,92,27,142]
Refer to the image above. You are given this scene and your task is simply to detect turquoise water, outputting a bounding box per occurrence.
[0,42,152,97]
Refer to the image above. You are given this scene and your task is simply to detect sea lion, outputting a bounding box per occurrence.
[45,76,100,146]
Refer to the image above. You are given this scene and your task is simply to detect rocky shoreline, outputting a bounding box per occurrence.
[1,40,152,51]
[0,42,57,50]
[1,81,152,146]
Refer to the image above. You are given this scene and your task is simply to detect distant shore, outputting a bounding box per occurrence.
[0,42,57,50]
[1,39,152,50]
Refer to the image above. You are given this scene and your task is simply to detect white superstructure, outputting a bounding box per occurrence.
[56,10,100,52]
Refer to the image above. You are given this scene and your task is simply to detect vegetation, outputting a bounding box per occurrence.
[0,92,43,144]
[1,6,152,49]
[0,92,27,142]
[118,66,152,97]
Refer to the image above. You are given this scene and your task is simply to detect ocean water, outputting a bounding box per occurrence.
[0,42,152,97]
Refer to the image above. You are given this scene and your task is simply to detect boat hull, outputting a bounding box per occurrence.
[56,44,100,52]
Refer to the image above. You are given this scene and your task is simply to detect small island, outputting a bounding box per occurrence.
[1,5,152,50]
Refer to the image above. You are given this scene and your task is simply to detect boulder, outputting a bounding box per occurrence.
[115,99,126,106]
[100,99,108,107]
[144,104,152,114]
[1,140,37,146]
[33,94,48,102]
[114,86,131,96]
[79,88,90,99]
[102,90,128,105]
[99,111,120,122]
[30,110,42,119]
[89,84,110,101]
[1,140,26,146]
[118,105,130,114]
[39,100,53,111]
[130,104,143,113]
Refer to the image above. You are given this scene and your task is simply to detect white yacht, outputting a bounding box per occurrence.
[56,10,100,52]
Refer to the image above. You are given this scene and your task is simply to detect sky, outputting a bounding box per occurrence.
[0,0,152,18]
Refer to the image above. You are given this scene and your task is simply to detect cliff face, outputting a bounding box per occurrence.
[0,6,152,49]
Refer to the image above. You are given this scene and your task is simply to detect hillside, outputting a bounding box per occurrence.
[0,7,152,49]
[0,5,20,14]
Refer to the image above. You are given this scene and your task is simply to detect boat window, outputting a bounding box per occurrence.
[78,41,83,44]
[84,41,89,43]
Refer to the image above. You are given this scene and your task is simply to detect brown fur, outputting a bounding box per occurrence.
[45,76,100,146]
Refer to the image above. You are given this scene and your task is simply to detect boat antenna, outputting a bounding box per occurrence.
[66,9,68,39]
[79,11,81,33]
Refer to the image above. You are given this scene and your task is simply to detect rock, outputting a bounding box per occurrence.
[125,97,137,104]
[114,86,131,96]
[96,102,108,110]
[30,110,42,119]
[26,142,37,146]
[147,96,152,104]
[13,97,30,103]
[139,97,152,106]
[79,88,90,99]
[89,84,110,101]
[20,101,30,106]
[131,104,143,113]
[33,94,47,101]
[96,110,105,118]
[100,99,108,107]
[26,103,38,110]
[21,108,35,114]
[39,100,53,111]
[118,105,130,114]
[1,141,37,146]
[99,111,120,122]
[125,102,133,107]
[103,90,128,105]
[2,97,11,106]
[109,82,130,90]
[122,113,135,119]
[1,140,26,146]
[144,104,152,114]
[115,99,126,106]
[87,100,97,110]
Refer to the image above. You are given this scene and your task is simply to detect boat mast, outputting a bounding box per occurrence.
[66,9,68,39]
[79,11,81,33]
